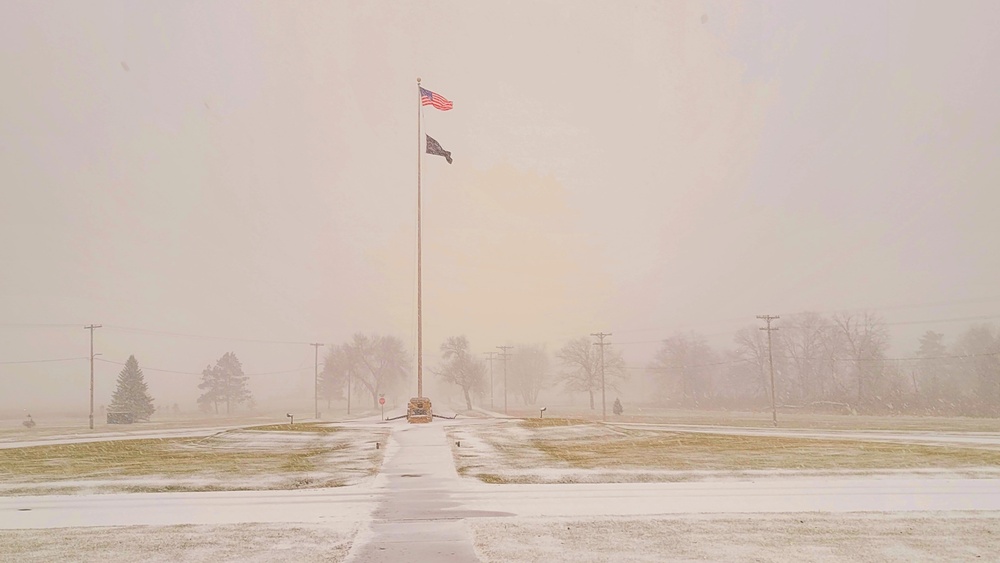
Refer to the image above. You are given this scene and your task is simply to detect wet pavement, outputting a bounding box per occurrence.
[345,422,505,563]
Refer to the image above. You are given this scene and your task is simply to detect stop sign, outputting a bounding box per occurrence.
[379,397,385,405]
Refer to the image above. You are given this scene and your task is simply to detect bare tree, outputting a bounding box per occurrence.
[436,335,486,410]
[557,337,626,410]
[508,343,549,406]
[953,324,1000,416]
[833,313,888,412]
[780,312,834,404]
[731,326,773,401]
[346,333,409,408]
[647,332,717,405]
[319,344,355,409]
[914,330,949,411]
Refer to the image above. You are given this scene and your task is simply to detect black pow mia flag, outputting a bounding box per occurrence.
[425,134,452,164]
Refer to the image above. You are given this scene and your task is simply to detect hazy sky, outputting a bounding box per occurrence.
[2,1,999,413]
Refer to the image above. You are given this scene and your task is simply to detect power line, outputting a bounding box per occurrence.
[792,295,1000,317]
[610,305,1000,340]
[611,314,1000,347]
[612,317,750,336]
[102,325,312,346]
[591,332,612,421]
[633,357,753,370]
[496,345,513,415]
[632,351,1000,371]
[85,324,102,430]
[94,357,317,377]
[0,322,83,328]
[757,315,780,427]
[483,351,498,410]
[781,314,1000,330]
[311,343,324,419]
[835,352,1000,363]
[614,330,741,345]
[0,357,88,365]
[882,314,1000,327]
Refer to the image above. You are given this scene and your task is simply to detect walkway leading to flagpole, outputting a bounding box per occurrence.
[345,422,487,563]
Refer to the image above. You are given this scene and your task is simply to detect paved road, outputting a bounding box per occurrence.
[606,422,1000,448]
[5,471,1000,529]
[0,426,247,450]
[0,487,375,528]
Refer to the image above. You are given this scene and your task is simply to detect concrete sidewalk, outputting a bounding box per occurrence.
[345,422,506,563]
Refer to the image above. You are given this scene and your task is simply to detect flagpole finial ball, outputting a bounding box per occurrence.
[417,77,421,83]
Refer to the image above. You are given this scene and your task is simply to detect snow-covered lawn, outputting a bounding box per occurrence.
[470,512,1000,562]
[5,420,1000,561]
[0,415,288,445]
[448,418,1000,484]
[0,423,388,495]
[0,522,356,563]
[500,407,1000,433]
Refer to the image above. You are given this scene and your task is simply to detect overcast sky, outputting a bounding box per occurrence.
[2,1,999,413]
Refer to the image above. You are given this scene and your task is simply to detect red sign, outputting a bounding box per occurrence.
[379,397,386,405]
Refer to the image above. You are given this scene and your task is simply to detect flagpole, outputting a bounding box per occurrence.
[416,77,423,399]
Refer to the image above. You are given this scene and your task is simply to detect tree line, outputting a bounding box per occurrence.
[106,320,990,420]
[653,314,1000,416]
[369,317,998,418]
[316,333,626,412]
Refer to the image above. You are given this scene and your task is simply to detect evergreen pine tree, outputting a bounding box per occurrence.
[109,355,155,421]
[197,352,252,415]
[613,397,623,416]
[198,364,223,414]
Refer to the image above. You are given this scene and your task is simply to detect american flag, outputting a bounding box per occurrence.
[420,87,453,111]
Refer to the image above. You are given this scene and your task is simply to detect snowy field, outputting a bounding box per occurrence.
[3,417,1000,561]
[469,512,1000,562]
[447,418,1000,484]
[0,423,389,495]
[495,407,1000,433]
[3,511,998,562]
[0,522,357,563]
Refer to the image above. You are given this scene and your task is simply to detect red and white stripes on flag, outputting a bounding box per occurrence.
[420,87,453,111]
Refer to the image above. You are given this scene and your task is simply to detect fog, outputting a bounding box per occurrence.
[2,1,998,417]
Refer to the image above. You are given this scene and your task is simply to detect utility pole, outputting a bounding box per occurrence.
[591,332,612,421]
[496,345,513,415]
[310,343,324,420]
[84,324,102,430]
[757,315,780,427]
[483,352,498,410]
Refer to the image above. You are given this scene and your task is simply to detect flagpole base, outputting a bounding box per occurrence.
[406,397,433,424]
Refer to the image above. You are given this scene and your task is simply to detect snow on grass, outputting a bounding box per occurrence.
[527,408,1000,433]
[448,419,1000,484]
[0,424,389,495]
[0,522,357,563]
[470,512,1000,562]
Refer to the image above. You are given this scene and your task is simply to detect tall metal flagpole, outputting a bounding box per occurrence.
[416,77,423,399]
